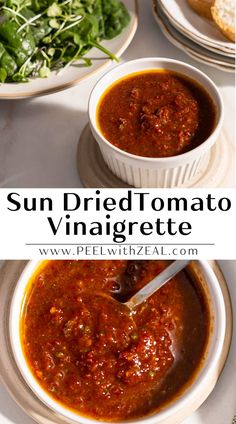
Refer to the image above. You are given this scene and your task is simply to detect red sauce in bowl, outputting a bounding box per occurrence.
[21,260,210,421]
[97,71,216,158]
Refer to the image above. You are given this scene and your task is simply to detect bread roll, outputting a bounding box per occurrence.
[187,0,214,20]
[211,0,235,42]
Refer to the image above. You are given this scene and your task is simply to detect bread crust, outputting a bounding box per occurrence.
[187,0,214,20]
[211,4,235,42]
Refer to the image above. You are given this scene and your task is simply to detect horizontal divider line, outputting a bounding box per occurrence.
[26,243,215,246]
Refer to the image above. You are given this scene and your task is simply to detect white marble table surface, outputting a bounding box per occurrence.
[0,1,235,188]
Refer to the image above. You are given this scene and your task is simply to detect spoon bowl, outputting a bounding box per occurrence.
[92,260,191,328]
[124,260,190,311]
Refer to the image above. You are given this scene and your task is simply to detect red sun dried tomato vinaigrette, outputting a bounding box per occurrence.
[97,70,216,158]
[21,260,210,421]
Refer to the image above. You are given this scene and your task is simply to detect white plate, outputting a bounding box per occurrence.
[158,2,235,59]
[0,0,138,99]
[153,3,234,73]
[159,0,235,54]
[155,3,234,67]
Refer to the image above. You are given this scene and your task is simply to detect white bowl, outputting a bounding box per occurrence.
[88,58,224,188]
[9,260,227,424]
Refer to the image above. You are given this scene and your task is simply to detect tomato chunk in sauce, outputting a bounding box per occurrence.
[97,71,216,158]
[22,260,209,421]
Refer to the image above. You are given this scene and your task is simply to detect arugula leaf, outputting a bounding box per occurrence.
[102,0,130,39]
[0,0,130,83]
[0,66,7,81]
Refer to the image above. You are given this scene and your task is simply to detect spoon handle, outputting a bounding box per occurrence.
[125,260,190,311]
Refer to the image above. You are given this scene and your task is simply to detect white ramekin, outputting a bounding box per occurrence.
[9,260,226,424]
[88,58,224,188]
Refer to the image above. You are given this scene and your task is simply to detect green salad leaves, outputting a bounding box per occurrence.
[0,0,130,82]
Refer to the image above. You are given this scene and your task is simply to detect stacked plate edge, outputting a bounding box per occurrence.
[153,0,235,72]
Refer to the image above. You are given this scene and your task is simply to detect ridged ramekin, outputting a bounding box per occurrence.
[88,58,224,188]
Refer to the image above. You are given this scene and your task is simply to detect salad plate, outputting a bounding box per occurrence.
[152,2,234,73]
[159,0,235,54]
[0,0,138,99]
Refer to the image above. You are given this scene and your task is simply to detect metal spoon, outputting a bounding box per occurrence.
[97,260,190,317]
[124,259,190,312]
